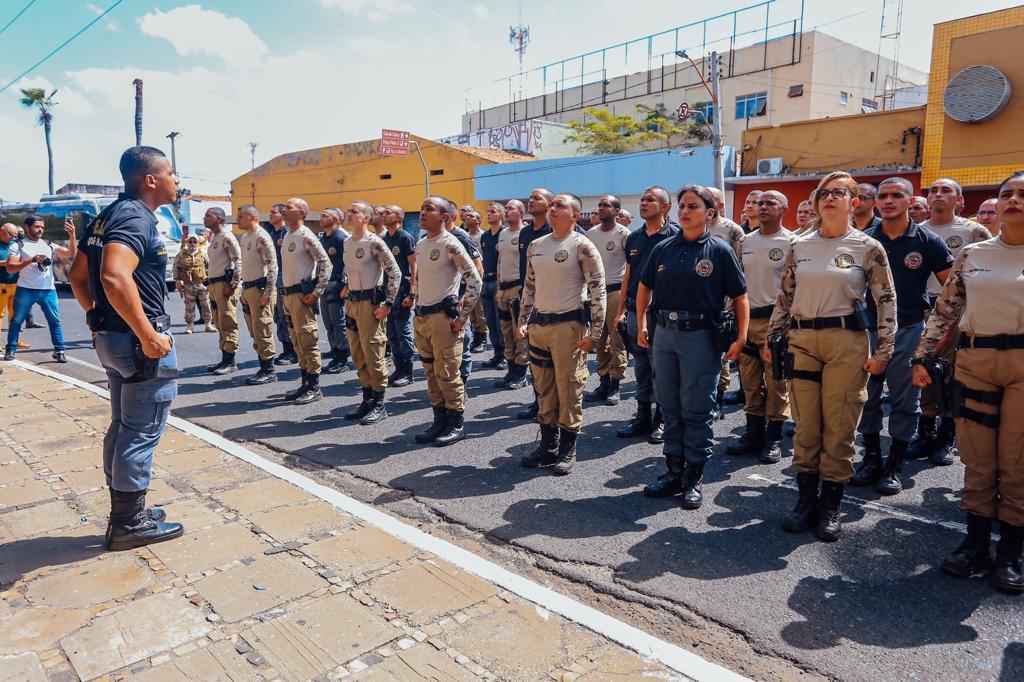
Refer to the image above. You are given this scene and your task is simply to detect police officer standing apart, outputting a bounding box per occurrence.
[68,146,183,550]
[636,186,748,507]
[766,171,896,542]
[728,190,795,463]
[237,205,279,386]
[341,201,401,424]
[583,195,629,405]
[495,200,528,389]
[479,202,506,369]
[913,170,1024,594]
[518,194,606,474]
[267,204,297,366]
[173,234,214,334]
[381,205,417,386]
[614,187,679,441]
[413,197,482,446]
[851,177,952,494]
[205,207,242,375]
[318,208,351,375]
[280,198,332,404]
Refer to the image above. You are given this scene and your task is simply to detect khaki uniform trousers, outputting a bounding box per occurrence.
[241,286,277,362]
[595,289,627,381]
[954,347,1024,526]
[470,298,487,335]
[283,293,321,375]
[209,281,239,354]
[497,285,528,366]
[181,282,212,326]
[789,327,869,483]
[738,316,790,421]
[527,320,589,433]
[414,312,465,411]
[0,283,15,334]
[345,299,388,391]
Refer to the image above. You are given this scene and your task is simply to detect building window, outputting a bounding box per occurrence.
[787,84,804,98]
[861,98,878,113]
[429,169,444,176]
[379,173,392,180]
[870,70,875,83]
[735,92,767,120]
[840,91,849,105]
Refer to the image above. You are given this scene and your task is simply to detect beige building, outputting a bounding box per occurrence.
[462,30,928,153]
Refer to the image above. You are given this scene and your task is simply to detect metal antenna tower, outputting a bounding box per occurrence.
[508,0,530,101]
[873,0,904,110]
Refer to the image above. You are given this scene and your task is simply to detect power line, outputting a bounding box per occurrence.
[0,0,124,94]
[0,0,38,36]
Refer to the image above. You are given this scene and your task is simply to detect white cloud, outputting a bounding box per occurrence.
[138,5,268,68]
[319,0,415,22]
[470,3,488,20]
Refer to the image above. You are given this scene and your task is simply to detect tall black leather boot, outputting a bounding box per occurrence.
[521,424,559,467]
[679,461,705,509]
[931,418,957,466]
[815,481,844,542]
[107,489,183,551]
[246,357,277,385]
[552,428,577,475]
[783,472,820,533]
[617,401,652,438]
[345,387,373,420]
[604,378,621,406]
[506,363,529,390]
[470,331,488,354]
[516,398,539,420]
[207,350,230,374]
[434,409,465,447]
[941,513,993,577]
[991,523,1024,594]
[876,438,908,495]
[643,454,685,497]
[850,432,883,486]
[105,489,166,543]
[648,405,665,444]
[284,372,309,401]
[274,342,297,366]
[907,415,937,459]
[416,405,447,444]
[762,420,785,464]
[726,414,765,455]
[360,390,388,424]
[295,373,323,405]
[584,375,610,403]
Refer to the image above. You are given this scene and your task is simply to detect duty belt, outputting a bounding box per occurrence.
[242,277,268,290]
[89,312,171,335]
[959,334,1024,351]
[415,296,459,317]
[483,273,497,283]
[208,274,231,284]
[532,308,587,325]
[347,288,378,302]
[498,280,522,291]
[749,305,774,319]
[791,314,863,331]
[281,283,307,295]
[606,282,622,293]
[656,310,712,331]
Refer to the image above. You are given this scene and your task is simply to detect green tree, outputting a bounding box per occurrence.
[565,103,707,154]
[635,103,689,147]
[19,88,58,195]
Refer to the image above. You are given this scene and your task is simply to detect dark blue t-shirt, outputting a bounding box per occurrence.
[382,228,417,281]
[625,220,680,301]
[640,231,747,313]
[319,229,347,283]
[450,228,480,298]
[865,220,953,321]
[518,221,551,282]
[480,228,501,279]
[80,193,167,321]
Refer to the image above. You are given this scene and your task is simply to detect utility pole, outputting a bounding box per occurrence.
[710,51,724,197]
[248,142,259,170]
[166,131,180,173]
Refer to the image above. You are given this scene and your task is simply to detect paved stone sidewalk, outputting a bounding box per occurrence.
[0,366,684,682]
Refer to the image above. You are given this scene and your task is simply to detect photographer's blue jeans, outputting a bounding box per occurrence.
[95,331,178,492]
[5,287,64,352]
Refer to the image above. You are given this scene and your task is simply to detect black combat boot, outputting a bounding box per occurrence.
[360,390,388,425]
[207,350,230,374]
[714,389,726,421]
[723,389,745,406]
[470,331,487,354]
[390,358,413,387]
[643,455,685,497]
[931,418,957,466]
[324,350,349,375]
[521,425,559,467]
[105,489,167,543]
[584,375,610,403]
[876,438,908,495]
[726,414,765,455]
[552,428,577,475]
[783,472,820,533]
[648,405,665,444]
[679,462,705,509]
[212,352,237,376]
[345,387,373,420]
[762,420,785,464]
[991,523,1024,594]
[434,409,465,447]
[907,415,937,459]
[617,401,652,438]
[482,354,507,370]
[415,405,448,444]
[815,481,844,542]
[604,378,621,406]
[506,363,529,390]
[516,399,539,420]
[295,373,323,405]
[246,358,277,385]
[274,343,298,366]
[494,365,514,388]
[107,489,183,551]
[850,432,883,486]
[941,513,993,578]
[284,372,309,401]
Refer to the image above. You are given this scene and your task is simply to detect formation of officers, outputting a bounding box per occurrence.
[177,173,1023,596]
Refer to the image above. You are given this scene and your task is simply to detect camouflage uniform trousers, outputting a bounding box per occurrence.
[180,282,212,327]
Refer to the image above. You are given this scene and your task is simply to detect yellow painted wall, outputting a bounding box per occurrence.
[230,135,497,217]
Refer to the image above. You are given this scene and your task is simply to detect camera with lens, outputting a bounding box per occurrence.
[37,257,52,271]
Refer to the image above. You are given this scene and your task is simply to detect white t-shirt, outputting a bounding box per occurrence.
[11,239,55,290]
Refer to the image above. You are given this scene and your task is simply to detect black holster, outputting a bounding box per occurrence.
[616,319,632,355]
[927,357,954,414]
[768,333,789,382]
[710,312,737,354]
[644,308,656,349]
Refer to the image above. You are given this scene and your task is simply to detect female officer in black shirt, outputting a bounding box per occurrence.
[636,185,749,509]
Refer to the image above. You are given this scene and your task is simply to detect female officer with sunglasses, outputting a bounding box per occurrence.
[765,171,896,542]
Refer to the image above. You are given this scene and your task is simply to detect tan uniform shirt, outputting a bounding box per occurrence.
[768,228,897,362]
[496,226,523,284]
[520,232,607,341]
[342,232,401,302]
[921,217,992,296]
[709,217,744,257]
[916,235,1022,356]
[207,230,241,282]
[739,228,796,309]
[239,229,278,284]
[586,223,630,285]
[415,231,482,322]
[281,225,331,296]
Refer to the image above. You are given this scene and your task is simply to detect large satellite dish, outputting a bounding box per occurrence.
[943,65,1011,124]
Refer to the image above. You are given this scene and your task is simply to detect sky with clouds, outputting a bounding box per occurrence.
[0,0,1018,202]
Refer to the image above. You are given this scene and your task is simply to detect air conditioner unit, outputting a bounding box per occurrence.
[757,157,784,175]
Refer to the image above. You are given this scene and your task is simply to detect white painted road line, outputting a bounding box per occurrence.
[12,359,748,682]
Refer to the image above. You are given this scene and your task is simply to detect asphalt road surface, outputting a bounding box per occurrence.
[7,289,1023,681]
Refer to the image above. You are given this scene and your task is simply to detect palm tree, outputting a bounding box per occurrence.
[133,79,143,146]
[19,88,58,195]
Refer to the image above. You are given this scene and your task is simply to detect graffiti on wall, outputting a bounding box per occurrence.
[438,121,543,154]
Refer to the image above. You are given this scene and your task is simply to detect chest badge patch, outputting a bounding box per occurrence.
[392,246,400,255]
[288,243,296,252]
[328,247,337,255]
[511,237,519,246]
[768,248,784,261]
[946,235,963,249]
[430,249,441,261]
[904,252,923,269]
[605,241,615,251]
[355,247,366,259]
[246,243,252,251]
[834,254,855,269]
[554,249,569,263]
[695,258,714,277]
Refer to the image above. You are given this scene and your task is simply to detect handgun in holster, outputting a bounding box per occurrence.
[852,299,871,331]
[510,297,521,328]
[616,319,632,355]
[710,311,737,354]
[768,332,790,382]
[924,357,953,414]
